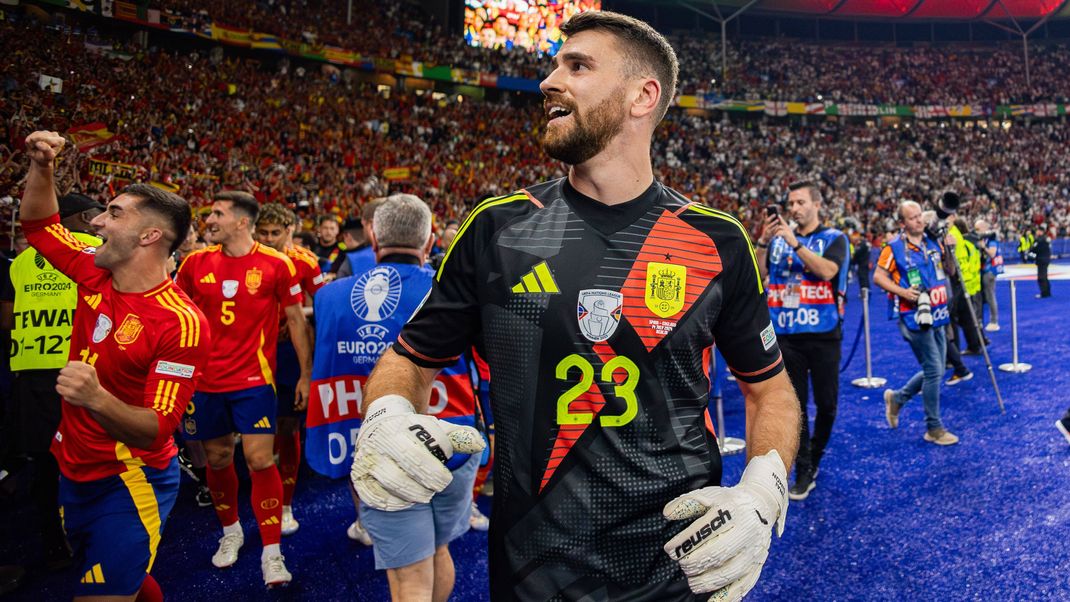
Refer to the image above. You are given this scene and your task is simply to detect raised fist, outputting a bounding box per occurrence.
[24,131,66,168]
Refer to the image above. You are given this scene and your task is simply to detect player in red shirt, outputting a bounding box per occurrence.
[20,131,210,602]
[254,203,323,535]
[176,192,311,588]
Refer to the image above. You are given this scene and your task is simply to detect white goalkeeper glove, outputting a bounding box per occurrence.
[662,449,789,602]
[351,395,486,511]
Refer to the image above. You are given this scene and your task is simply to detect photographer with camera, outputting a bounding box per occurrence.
[974,220,1003,331]
[873,201,960,446]
[756,182,849,500]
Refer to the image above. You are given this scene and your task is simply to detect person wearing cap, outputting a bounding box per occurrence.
[0,193,103,572]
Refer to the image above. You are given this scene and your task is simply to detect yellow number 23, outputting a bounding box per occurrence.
[555,354,639,427]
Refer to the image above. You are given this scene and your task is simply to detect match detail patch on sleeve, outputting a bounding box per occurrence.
[760,323,777,351]
[156,361,195,379]
[290,284,302,296]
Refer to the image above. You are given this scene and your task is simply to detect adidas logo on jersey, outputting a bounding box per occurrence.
[261,516,280,526]
[81,563,105,584]
[200,273,217,284]
[511,261,560,294]
[254,417,272,429]
[83,293,102,310]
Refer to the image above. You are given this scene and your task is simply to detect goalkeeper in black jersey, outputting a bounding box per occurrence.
[350,11,801,602]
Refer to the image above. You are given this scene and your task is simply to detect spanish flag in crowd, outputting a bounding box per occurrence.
[68,122,115,151]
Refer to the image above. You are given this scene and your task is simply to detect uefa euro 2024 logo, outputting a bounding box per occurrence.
[350,266,402,322]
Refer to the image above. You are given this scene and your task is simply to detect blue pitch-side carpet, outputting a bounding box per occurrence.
[2,268,1067,601]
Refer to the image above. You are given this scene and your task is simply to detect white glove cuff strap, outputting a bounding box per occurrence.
[739,449,789,537]
[361,395,416,433]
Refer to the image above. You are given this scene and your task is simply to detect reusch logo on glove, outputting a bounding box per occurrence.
[408,424,448,463]
[673,508,733,558]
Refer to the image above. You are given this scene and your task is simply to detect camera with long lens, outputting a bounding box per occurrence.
[914,288,933,329]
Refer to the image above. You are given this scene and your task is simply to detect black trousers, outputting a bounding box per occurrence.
[1038,262,1051,297]
[952,289,983,352]
[9,371,67,552]
[780,336,841,477]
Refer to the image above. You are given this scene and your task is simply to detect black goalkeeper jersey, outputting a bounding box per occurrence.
[396,177,784,601]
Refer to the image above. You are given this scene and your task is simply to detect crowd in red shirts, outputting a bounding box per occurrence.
[2,13,1069,244]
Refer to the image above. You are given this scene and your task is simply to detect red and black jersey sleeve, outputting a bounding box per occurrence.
[713,232,784,383]
[394,206,489,369]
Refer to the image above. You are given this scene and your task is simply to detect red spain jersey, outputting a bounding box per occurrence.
[22,215,210,482]
[278,244,323,335]
[287,244,324,297]
[176,242,301,392]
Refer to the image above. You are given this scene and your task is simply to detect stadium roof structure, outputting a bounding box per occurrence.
[654,0,1070,20]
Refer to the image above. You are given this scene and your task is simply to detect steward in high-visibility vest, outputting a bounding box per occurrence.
[3,192,103,569]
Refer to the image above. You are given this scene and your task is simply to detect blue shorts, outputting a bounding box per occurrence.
[183,385,277,440]
[60,457,179,597]
[360,454,479,570]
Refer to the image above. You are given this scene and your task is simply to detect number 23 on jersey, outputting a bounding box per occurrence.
[556,354,640,427]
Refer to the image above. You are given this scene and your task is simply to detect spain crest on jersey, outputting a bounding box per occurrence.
[577,289,623,343]
[114,314,144,345]
[645,262,686,318]
[245,267,263,295]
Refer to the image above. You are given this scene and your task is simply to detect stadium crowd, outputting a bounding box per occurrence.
[0,5,1066,601]
[673,38,1070,104]
[108,0,1070,103]
[5,15,1069,245]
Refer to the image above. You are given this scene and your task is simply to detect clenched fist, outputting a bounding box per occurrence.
[24,131,66,168]
[57,361,106,410]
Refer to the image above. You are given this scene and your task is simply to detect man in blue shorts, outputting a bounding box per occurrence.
[305,194,481,600]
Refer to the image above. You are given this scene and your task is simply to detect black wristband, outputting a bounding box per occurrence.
[792,241,804,252]
[756,241,769,249]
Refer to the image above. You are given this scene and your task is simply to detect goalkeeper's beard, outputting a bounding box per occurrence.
[541,91,627,166]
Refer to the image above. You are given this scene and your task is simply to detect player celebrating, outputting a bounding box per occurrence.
[176,192,311,588]
[19,131,210,602]
[351,11,799,601]
[253,203,323,535]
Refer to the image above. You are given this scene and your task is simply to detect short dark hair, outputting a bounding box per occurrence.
[213,190,260,223]
[257,203,296,227]
[317,214,340,227]
[123,183,191,255]
[293,231,316,248]
[560,11,679,122]
[788,180,823,204]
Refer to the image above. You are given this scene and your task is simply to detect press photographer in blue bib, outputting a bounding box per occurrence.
[873,199,961,445]
[756,181,849,500]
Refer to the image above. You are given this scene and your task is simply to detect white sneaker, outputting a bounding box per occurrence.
[211,532,244,568]
[985,323,1000,332]
[346,520,372,545]
[281,507,299,536]
[261,554,292,588]
[470,502,489,532]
